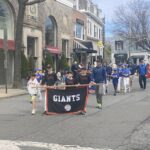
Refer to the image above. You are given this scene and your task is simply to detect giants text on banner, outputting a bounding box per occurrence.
[46,86,88,114]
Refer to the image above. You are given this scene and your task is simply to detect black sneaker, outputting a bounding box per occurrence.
[80,112,85,115]
[43,111,47,115]
[106,89,108,93]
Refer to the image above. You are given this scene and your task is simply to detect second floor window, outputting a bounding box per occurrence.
[76,22,84,40]
[94,25,98,38]
[115,41,123,50]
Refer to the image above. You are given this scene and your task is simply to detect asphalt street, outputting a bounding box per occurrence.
[0,77,150,150]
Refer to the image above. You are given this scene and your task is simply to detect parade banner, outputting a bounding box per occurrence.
[46,86,88,115]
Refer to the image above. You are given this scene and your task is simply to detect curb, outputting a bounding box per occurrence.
[0,92,28,100]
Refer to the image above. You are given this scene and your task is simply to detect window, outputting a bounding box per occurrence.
[94,25,98,38]
[45,16,57,47]
[115,41,123,50]
[99,29,101,39]
[87,20,92,36]
[0,0,14,40]
[62,39,69,57]
[75,22,84,40]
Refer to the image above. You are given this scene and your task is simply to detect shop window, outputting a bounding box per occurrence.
[0,0,14,40]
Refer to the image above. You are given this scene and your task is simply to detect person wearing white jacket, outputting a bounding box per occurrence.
[27,74,39,115]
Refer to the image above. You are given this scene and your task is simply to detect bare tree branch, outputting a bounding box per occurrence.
[26,0,46,5]
[113,0,150,51]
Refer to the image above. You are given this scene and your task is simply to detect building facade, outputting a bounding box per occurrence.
[111,36,150,65]
[0,0,17,85]
[25,0,74,72]
[73,0,104,64]
[0,0,104,85]
[0,0,74,85]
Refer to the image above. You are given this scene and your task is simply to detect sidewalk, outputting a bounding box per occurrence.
[0,88,28,99]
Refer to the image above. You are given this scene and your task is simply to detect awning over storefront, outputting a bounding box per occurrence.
[114,53,127,59]
[46,46,60,54]
[130,55,144,59]
[74,48,97,53]
[0,39,15,50]
[73,40,97,54]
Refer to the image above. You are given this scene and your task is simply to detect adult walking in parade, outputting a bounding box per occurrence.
[91,60,106,109]
[137,59,147,89]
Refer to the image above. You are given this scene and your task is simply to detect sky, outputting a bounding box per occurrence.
[92,0,131,37]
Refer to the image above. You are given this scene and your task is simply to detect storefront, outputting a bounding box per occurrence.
[0,0,15,85]
[114,53,128,65]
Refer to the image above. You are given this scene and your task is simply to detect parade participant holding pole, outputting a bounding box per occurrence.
[27,74,39,115]
[91,60,106,109]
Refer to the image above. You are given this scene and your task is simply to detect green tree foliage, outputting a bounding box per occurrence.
[59,54,69,71]
[45,53,54,69]
[104,43,111,63]
[21,51,30,78]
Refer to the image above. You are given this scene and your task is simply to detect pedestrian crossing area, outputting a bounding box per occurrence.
[0,140,113,150]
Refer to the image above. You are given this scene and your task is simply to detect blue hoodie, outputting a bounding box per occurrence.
[91,66,106,83]
[139,64,147,76]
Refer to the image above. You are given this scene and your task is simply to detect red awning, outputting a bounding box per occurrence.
[46,46,60,54]
[0,39,15,51]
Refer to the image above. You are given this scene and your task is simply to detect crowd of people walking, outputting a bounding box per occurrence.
[27,58,149,115]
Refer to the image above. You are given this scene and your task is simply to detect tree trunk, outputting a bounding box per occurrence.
[13,2,26,88]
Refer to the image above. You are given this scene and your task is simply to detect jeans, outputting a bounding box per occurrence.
[139,75,146,89]
[95,83,103,105]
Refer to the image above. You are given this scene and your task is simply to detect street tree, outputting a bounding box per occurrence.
[14,0,46,88]
[113,0,150,51]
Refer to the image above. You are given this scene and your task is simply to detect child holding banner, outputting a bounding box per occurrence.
[77,68,91,115]
[27,74,39,115]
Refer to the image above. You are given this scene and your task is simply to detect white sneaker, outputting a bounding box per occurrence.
[97,103,102,109]
[32,109,36,115]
